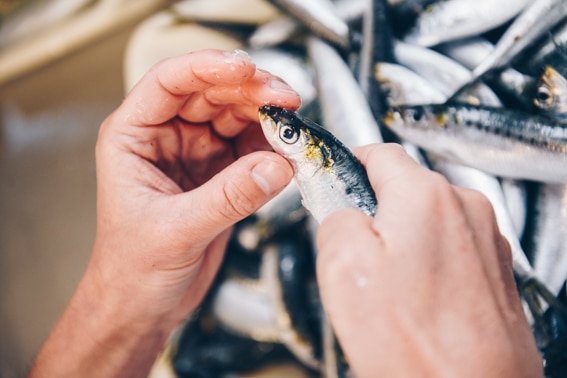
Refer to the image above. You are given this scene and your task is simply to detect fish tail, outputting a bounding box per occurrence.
[519,277,567,348]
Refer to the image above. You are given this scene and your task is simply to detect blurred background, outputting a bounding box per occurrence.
[0,1,173,376]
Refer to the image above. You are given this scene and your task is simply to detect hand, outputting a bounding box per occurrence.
[316,143,543,378]
[29,49,300,377]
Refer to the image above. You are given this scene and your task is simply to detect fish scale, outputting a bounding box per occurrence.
[384,104,567,183]
[258,105,377,224]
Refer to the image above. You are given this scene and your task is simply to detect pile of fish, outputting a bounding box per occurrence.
[158,0,567,376]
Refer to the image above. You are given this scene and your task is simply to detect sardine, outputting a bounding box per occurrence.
[258,105,377,223]
[306,36,384,148]
[437,37,537,109]
[374,62,446,105]
[500,178,529,238]
[523,20,567,77]
[172,313,294,377]
[470,0,567,84]
[265,0,350,50]
[248,47,317,115]
[383,104,567,183]
[358,0,396,95]
[248,0,367,49]
[403,0,530,47]
[394,41,502,106]
[171,0,280,24]
[531,183,567,296]
[534,66,567,122]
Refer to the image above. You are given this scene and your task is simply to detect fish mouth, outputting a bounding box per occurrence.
[258,106,278,135]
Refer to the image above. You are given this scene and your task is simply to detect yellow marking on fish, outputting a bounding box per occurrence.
[383,110,395,126]
[305,137,334,169]
[435,112,447,127]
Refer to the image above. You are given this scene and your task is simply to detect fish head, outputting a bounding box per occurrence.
[258,105,332,170]
[383,105,441,135]
[534,66,567,120]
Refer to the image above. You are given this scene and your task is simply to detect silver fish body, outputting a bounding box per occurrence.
[531,183,567,296]
[438,37,537,109]
[374,62,446,106]
[266,0,350,49]
[403,0,530,47]
[384,104,567,183]
[394,41,502,106]
[248,47,317,113]
[524,21,567,77]
[470,0,567,83]
[249,0,366,49]
[259,106,377,223]
[307,36,384,148]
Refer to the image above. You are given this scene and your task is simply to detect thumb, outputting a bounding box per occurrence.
[184,151,293,236]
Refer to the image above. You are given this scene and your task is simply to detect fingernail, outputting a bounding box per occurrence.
[251,158,293,195]
[269,79,297,94]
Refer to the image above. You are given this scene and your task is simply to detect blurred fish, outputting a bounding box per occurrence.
[394,41,502,106]
[437,37,537,109]
[306,36,384,148]
[248,47,317,116]
[534,66,567,122]
[523,20,567,77]
[531,183,567,296]
[470,0,567,84]
[263,239,322,370]
[248,0,366,49]
[266,0,350,50]
[374,62,446,105]
[172,313,297,378]
[172,0,280,25]
[500,178,529,238]
[259,105,377,223]
[234,183,307,253]
[539,284,567,378]
[383,104,567,183]
[388,0,440,36]
[403,0,530,47]
[358,0,396,93]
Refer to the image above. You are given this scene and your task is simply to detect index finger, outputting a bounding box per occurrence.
[115,49,258,127]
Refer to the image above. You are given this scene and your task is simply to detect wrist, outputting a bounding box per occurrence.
[29,263,174,378]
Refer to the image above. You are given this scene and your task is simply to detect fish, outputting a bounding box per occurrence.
[172,313,296,377]
[437,37,537,110]
[358,0,396,94]
[383,104,567,183]
[394,41,502,106]
[374,62,446,106]
[265,0,350,50]
[469,0,567,84]
[248,0,367,49]
[403,0,530,47]
[258,105,377,223]
[247,47,317,117]
[522,21,567,77]
[171,0,279,24]
[530,183,567,296]
[534,66,567,122]
[306,36,384,148]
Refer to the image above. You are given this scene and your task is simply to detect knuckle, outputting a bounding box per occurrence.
[219,181,259,221]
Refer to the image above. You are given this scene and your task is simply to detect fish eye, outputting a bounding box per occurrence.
[279,124,299,144]
[410,108,424,122]
[536,86,554,107]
